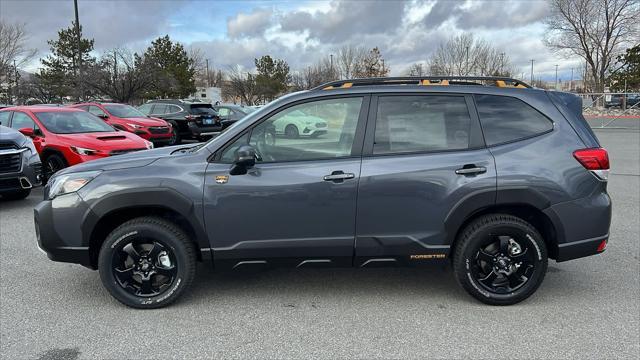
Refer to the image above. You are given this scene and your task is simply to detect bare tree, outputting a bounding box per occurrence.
[189,47,225,88]
[336,45,366,79]
[427,33,515,77]
[354,47,390,78]
[0,21,37,82]
[405,63,427,76]
[222,66,258,105]
[83,48,155,103]
[544,0,640,91]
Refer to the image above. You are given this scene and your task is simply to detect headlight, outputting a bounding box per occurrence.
[127,123,144,129]
[71,146,98,156]
[48,171,101,199]
[145,141,154,149]
[21,140,37,154]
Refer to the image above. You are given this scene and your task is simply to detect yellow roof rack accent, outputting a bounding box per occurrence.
[496,80,527,88]
[322,82,352,90]
[420,79,449,86]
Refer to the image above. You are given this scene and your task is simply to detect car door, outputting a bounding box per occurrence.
[355,94,496,267]
[203,96,369,269]
[10,111,46,153]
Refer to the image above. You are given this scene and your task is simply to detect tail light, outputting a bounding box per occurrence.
[573,148,610,181]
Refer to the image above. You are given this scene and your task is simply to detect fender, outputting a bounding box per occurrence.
[444,186,555,244]
[81,187,209,249]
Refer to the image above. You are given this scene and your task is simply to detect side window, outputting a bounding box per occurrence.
[88,106,107,117]
[373,95,471,154]
[220,97,363,163]
[475,95,554,146]
[10,112,39,131]
[0,111,10,125]
[166,105,181,114]
[151,104,167,115]
[138,104,153,115]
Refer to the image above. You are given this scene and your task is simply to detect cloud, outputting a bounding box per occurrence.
[455,0,549,30]
[227,8,273,39]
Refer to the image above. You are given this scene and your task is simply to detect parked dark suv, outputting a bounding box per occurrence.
[34,77,611,308]
[137,100,222,145]
[0,124,42,200]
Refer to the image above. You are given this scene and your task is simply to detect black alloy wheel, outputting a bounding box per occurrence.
[285,124,299,139]
[112,240,177,297]
[453,214,548,305]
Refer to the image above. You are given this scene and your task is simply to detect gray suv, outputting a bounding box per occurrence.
[34,77,611,308]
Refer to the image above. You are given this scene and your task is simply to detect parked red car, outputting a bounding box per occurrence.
[69,102,173,145]
[0,106,153,175]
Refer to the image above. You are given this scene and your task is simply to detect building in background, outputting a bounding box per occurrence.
[189,87,222,104]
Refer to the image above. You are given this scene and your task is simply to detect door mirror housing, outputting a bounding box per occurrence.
[97,114,109,120]
[19,127,35,137]
[230,145,256,175]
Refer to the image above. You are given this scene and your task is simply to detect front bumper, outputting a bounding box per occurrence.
[34,193,95,268]
[0,149,43,193]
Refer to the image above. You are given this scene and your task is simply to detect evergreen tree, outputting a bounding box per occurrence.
[254,55,290,101]
[141,35,196,98]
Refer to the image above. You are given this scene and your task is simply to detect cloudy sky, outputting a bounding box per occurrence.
[1,0,585,81]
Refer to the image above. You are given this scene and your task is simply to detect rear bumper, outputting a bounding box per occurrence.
[544,190,611,262]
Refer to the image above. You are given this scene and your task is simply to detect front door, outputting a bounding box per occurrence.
[355,94,496,266]
[204,96,369,269]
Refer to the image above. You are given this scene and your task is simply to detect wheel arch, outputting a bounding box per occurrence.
[84,189,209,269]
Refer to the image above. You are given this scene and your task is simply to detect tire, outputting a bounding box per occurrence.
[1,189,31,200]
[44,153,68,182]
[453,214,548,305]
[285,124,299,139]
[98,216,196,309]
[167,121,181,146]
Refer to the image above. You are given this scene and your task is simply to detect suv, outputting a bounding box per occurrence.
[137,100,222,145]
[0,125,42,200]
[69,103,173,145]
[34,77,611,308]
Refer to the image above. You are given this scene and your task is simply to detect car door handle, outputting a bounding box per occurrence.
[455,166,487,175]
[323,171,355,181]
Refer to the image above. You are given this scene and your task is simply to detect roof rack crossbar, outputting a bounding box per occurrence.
[313,76,532,91]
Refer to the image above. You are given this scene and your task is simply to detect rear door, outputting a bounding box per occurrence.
[203,96,369,268]
[355,94,496,266]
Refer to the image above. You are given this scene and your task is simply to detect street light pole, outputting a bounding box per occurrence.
[206,59,210,87]
[74,0,83,100]
[555,64,559,90]
[530,59,535,84]
[570,68,574,92]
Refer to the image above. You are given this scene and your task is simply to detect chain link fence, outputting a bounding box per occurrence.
[576,92,640,128]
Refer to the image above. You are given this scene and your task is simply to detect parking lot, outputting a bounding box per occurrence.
[0,126,638,359]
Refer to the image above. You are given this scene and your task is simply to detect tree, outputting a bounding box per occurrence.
[223,65,258,105]
[405,63,427,76]
[426,33,514,77]
[141,35,196,98]
[254,55,290,101]
[354,47,389,78]
[83,48,155,103]
[0,21,37,91]
[336,45,366,79]
[608,44,640,91]
[189,47,224,88]
[38,21,96,100]
[544,0,640,92]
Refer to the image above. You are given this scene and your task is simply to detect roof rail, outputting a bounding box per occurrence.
[313,76,532,91]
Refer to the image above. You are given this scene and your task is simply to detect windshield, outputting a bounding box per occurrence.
[34,111,115,134]
[104,104,148,118]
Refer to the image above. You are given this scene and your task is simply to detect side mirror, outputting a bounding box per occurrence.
[97,114,109,120]
[230,145,256,175]
[19,127,35,138]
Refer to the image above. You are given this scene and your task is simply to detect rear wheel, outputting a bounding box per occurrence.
[285,124,299,139]
[167,121,181,146]
[98,217,196,309]
[453,214,548,305]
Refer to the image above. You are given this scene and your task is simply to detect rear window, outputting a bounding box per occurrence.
[34,111,114,134]
[373,95,471,154]
[475,95,553,146]
[189,105,217,115]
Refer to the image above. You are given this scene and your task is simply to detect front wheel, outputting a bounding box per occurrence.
[167,122,181,146]
[98,217,196,309]
[44,154,67,181]
[453,214,548,305]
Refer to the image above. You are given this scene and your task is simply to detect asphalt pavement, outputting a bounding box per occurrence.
[0,128,638,359]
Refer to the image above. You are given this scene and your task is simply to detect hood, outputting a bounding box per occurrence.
[120,117,168,126]
[0,125,29,147]
[55,131,149,151]
[56,144,193,175]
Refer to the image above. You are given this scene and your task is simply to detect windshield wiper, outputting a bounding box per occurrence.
[170,144,202,154]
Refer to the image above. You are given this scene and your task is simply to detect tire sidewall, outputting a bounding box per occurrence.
[98,222,192,308]
[457,220,548,304]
